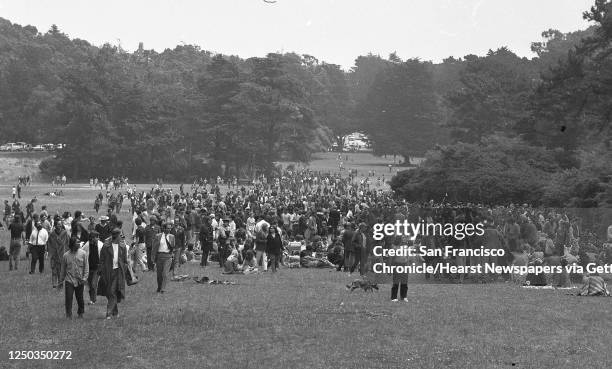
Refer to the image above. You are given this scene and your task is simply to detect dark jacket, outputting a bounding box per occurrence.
[266,233,282,256]
[352,231,367,251]
[144,224,160,249]
[99,239,128,301]
[87,240,102,270]
[199,223,214,252]
[255,230,268,251]
[342,229,355,252]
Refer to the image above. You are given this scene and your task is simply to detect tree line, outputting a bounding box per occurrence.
[0,0,610,210]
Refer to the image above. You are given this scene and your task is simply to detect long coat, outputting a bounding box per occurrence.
[99,239,128,302]
[47,229,69,264]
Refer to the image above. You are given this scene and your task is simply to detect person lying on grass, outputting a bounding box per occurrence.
[299,248,335,268]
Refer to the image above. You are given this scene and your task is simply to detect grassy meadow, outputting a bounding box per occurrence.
[0,152,610,369]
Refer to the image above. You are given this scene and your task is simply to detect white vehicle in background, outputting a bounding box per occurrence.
[0,144,9,151]
[56,143,65,150]
[17,142,32,151]
[5,143,21,151]
[32,144,45,151]
[43,144,55,151]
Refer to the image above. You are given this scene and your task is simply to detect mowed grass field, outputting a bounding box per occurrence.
[0,152,611,369]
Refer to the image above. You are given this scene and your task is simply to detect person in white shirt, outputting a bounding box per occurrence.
[28,221,49,274]
[152,223,175,293]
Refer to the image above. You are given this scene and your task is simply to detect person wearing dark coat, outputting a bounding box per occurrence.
[341,223,355,272]
[199,217,214,268]
[99,228,128,319]
[350,223,368,276]
[266,226,283,273]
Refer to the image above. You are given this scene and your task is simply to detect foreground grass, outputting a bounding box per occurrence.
[1,261,611,369]
[0,153,610,369]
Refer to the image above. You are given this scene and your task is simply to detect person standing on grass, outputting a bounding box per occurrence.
[82,231,103,305]
[4,200,11,225]
[390,237,408,302]
[145,217,160,272]
[60,237,89,319]
[255,223,269,272]
[48,219,70,288]
[342,223,355,273]
[133,218,147,272]
[152,222,175,293]
[171,219,186,278]
[28,219,48,275]
[350,223,368,276]
[8,215,24,271]
[199,215,214,269]
[100,228,128,319]
[266,225,282,273]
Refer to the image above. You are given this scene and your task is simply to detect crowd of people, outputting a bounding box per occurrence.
[1,161,611,317]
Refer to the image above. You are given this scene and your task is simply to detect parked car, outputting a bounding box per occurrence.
[55,143,65,150]
[32,145,45,151]
[43,144,55,151]
[5,143,21,151]
[15,142,29,151]
[0,144,9,151]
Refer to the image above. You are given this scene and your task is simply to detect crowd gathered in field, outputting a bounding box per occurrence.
[1,163,612,317]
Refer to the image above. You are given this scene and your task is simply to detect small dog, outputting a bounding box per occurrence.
[346,279,379,292]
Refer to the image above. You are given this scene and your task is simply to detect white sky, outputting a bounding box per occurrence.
[0,0,595,69]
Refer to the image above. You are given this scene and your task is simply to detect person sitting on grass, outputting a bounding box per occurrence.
[241,249,258,274]
[223,243,243,274]
[326,240,344,271]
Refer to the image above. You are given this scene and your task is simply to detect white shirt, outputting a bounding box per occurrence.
[82,240,103,257]
[29,228,49,246]
[112,243,119,269]
[158,234,170,253]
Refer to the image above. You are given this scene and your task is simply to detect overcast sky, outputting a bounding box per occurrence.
[0,0,595,69]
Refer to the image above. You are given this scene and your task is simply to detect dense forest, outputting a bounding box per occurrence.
[0,1,610,208]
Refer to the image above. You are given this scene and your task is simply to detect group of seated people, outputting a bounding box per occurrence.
[219,234,342,274]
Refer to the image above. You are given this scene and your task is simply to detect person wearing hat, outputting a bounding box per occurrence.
[99,227,128,319]
[152,222,175,293]
[95,216,111,242]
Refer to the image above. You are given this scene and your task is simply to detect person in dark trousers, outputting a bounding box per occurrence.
[266,226,283,273]
[60,237,89,318]
[350,223,368,275]
[199,215,213,269]
[151,223,175,293]
[342,223,355,272]
[390,237,408,302]
[144,217,160,271]
[99,228,128,319]
[84,231,103,305]
[28,220,48,274]
[8,215,24,271]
